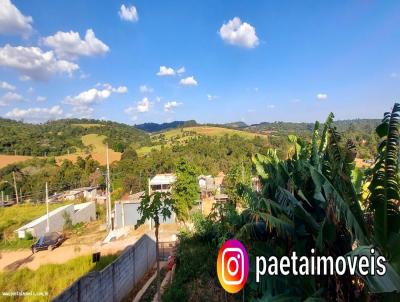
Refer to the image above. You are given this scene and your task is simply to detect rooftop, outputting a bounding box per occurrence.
[150,173,176,185]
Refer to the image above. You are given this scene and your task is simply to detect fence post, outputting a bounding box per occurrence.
[132,245,136,286]
[112,263,116,302]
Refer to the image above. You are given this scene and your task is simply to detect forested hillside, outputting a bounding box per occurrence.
[0,118,150,156]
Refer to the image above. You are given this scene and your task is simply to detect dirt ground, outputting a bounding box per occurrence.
[0,223,178,272]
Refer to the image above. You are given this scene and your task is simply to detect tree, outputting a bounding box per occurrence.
[172,159,199,221]
[136,192,174,302]
[224,161,251,207]
[121,148,138,161]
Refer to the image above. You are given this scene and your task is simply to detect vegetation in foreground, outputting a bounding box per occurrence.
[0,254,117,302]
[164,103,400,302]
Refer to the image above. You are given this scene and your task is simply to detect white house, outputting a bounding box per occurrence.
[149,174,176,194]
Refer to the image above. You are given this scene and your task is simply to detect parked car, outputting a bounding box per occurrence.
[31,232,65,253]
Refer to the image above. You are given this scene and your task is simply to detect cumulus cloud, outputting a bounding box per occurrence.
[219,17,259,48]
[119,4,139,22]
[180,76,198,86]
[5,105,63,122]
[0,44,79,81]
[139,85,154,93]
[0,0,33,37]
[0,91,23,106]
[0,80,15,90]
[71,105,94,118]
[42,29,109,60]
[207,94,218,101]
[64,83,127,107]
[36,96,46,102]
[157,66,175,76]
[164,101,181,112]
[124,97,151,121]
[316,93,328,101]
[177,66,185,74]
[136,97,150,112]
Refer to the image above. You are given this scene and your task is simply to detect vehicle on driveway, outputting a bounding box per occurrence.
[31,232,65,253]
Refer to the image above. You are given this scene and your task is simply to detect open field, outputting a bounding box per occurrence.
[0,155,33,169]
[153,126,267,140]
[136,126,268,156]
[71,123,103,129]
[0,134,121,168]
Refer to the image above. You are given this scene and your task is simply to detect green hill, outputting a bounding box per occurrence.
[0,118,150,156]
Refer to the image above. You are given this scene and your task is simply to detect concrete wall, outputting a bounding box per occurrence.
[114,203,141,229]
[22,205,74,238]
[114,202,175,230]
[17,202,97,238]
[53,234,156,302]
[72,202,96,224]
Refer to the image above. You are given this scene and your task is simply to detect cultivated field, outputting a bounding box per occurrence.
[0,155,33,169]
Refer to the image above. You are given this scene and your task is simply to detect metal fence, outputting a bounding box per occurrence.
[158,241,176,261]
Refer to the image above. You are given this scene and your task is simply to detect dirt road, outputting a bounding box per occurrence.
[0,223,178,271]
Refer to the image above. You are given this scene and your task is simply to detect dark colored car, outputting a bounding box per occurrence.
[31,232,65,253]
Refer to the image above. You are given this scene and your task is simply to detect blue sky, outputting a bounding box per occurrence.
[0,0,399,124]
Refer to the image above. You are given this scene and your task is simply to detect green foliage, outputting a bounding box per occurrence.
[62,211,73,231]
[137,192,174,227]
[172,159,199,221]
[0,156,101,202]
[0,118,150,156]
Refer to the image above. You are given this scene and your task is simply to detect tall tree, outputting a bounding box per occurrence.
[172,159,199,221]
[137,192,174,302]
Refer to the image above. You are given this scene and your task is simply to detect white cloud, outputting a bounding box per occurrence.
[119,4,139,22]
[207,94,218,101]
[42,29,109,60]
[0,80,15,90]
[219,17,259,48]
[5,105,63,122]
[71,105,94,118]
[157,66,175,76]
[267,104,275,109]
[36,96,46,102]
[316,93,328,101]
[125,97,151,119]
[177,66,185,74]
[139,85,154,93]
[390,72,398,78]
[0,91,23,106]
[0,0,33,37]
[136,97,150,112]
[0,44,78,81]
[164,101,181,112]
[180,76,198,86]
[64,84,127,106]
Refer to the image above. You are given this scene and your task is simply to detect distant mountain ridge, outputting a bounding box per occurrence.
[135,120,197,132]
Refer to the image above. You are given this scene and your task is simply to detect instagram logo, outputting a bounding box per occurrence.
[217,239,249,293]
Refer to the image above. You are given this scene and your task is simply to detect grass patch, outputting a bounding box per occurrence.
[0,254,118,302]
[0,238,35,251]
[72,124,103,129]
[0,203,67,243]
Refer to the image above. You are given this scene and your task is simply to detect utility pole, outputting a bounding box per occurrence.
[106,144,112,229]
[12,171,19,205]
[46,182,50,233]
